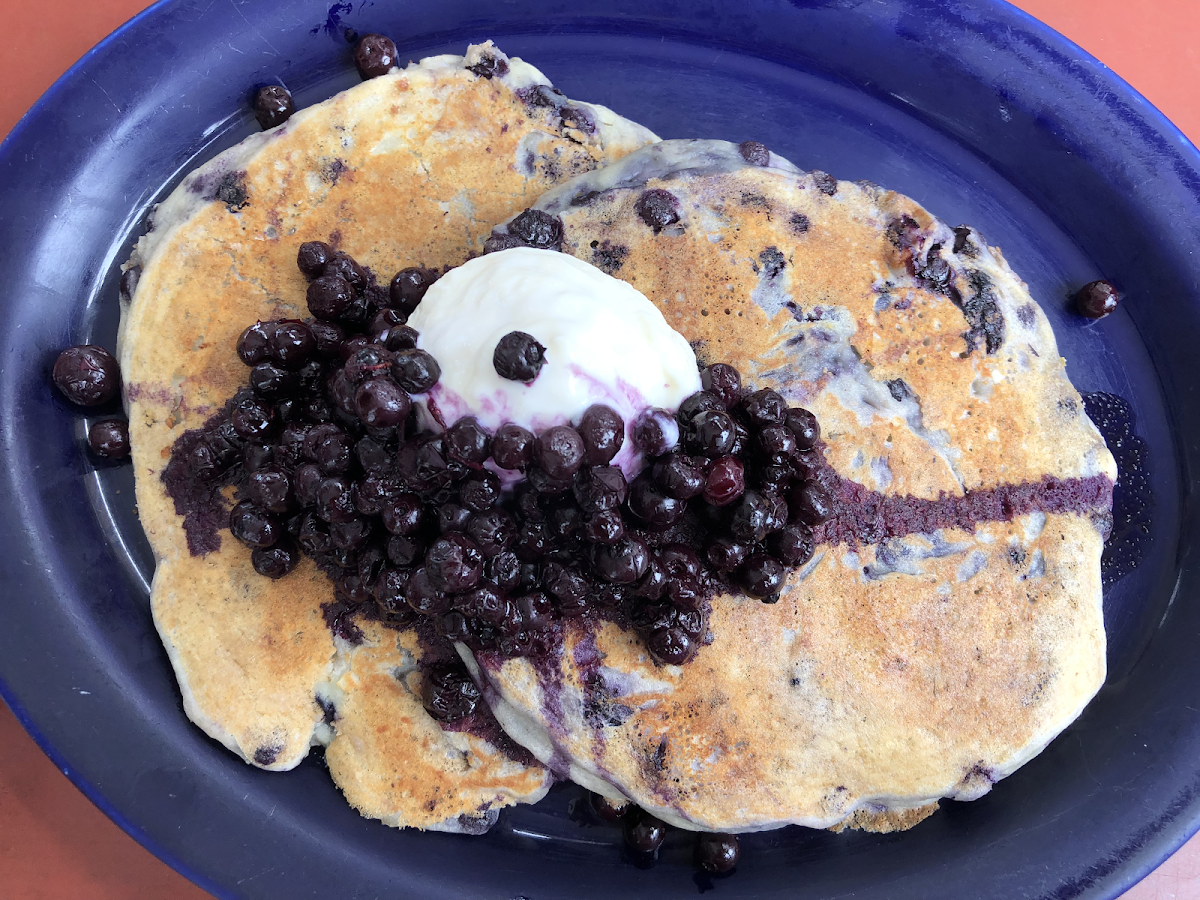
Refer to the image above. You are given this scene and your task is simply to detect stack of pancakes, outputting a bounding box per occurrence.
[118,43,1114,835]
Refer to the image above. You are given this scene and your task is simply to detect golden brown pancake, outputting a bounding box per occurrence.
[118,42,656,831]
[463,140,1115,832]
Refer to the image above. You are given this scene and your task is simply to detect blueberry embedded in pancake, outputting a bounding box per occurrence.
[118,42,657,831]
[466,140,1115,832]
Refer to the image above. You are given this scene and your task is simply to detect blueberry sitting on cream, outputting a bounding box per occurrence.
[407,247,703,477]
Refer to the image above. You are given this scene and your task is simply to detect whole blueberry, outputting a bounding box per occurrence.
[52,345,120,407]
[252,540,299,579]
[493,331,547,382]
[534,425,585,479]
[237,322,274,365]
[296,241,332,279]
[390,349,441,393]
[445,416,492,465]
[87,419,130,458]
[229,501,279,548]
[696,834,740,873]
[1076,279,1120,319]
[634,189,681,232]
[740,552,785,599]
[738,140,770,166]
[631,408,679,456]
[701,363,742,407]
[306,274,355,320]
[253,84,294,129]
[592,536,650,584]
[578,404,624,465]
[507,208,563,250]
[390,266,438,314]
[784,407,821,450]
[491,423,535,470]
[354,33,398,79]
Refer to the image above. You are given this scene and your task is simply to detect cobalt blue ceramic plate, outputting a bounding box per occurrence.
[0,0,1197,897]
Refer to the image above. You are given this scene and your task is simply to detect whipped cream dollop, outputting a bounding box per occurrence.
[408,247,701,476]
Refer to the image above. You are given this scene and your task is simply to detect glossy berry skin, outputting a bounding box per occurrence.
[296,241,332,279]
[623,811,668,855]
[634,189,680,232]
[1076,279,1120,319]
[244,467,292,514]
[701,363,742,408]
[788,481,833,526]
[696,833,740,873]
[628,475,685,528]
[87,419,130,458]
[740,552,785,599]
[631,408,679,456]
[771,522,815,566]
[493,331,547,382]
[687,409,737,458]
[573,465,628,513]
[507,208,563,250]
[648,626,694,665]
[421,664,481,721]
[425,534,484,593]
[445,416,491,465]
[741,388,787,427]
[491,423,535,470]
[237,322,274,365]
[678,390,724,423]
[706,536,748,572]
[535,425,585,479]
[785,407,820,450]
[252,540,299,579]
[592,536,650,584]
[578,404,624,465]
[53,345,120,407]
[390,267,437,314]
[354,33,398,79]
[229,501,279,548]
[354,377,411,428]
[253,85,294,129]
[652,453,706,500]
[306,274,355,320]
[390,349,441,393]
[268,321,316,369]
[703,456,745,506]
[587,792,629,823]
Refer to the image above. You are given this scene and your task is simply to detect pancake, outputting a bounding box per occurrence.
[117,42,656,831]
[462,139,1116,832]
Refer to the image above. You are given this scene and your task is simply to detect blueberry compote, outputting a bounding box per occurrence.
[162,240,833,674]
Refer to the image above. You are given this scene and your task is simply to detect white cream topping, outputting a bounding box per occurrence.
[408,248,701,476]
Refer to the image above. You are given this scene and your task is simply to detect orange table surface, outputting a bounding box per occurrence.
[1,1,1198,898]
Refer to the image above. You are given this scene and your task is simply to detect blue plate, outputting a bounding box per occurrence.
[1,0,1197,897]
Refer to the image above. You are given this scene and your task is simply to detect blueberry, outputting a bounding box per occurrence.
[237,322,274,365]
[386,534,424,568]
[770,522,814,566]
[490,423,534,470]
[686,409,737,458]
[740,388,786,427]
[578,404,624,465]
[87,419,130,458]
[666,576,703,611]
[730,490,776,543]
[343,345,390,384]
[700,363,742,408]
[634,189,681,232]
[118,267,140,303]
[426,534,484,593]
[534,425,585,479]
[368,307,407,345]
[467,52,509,79]
[812,170,838,196]
[788,481,833,526]
[696,834,740,873]
[436,502,473,534]
[585,792,628,823]
[740,552,785,599]
[354,437,393,474]
[245,467,292,514]
[306,274,355,320]
[354,377,411,428]
[659,544,702,579]
[467,508,517,557]
[52,345,120,407]
[592,536,649,584]
[445,416,492,465]
[507,208,563,250]
[542,562,590,615]
[650,453,704,499]
[573,465,628,513]
[390,267,438,314]
[757,425,797,464]
[784,407,820,450]
[267,320,315,369]
[627,475,685,528]
[706,536,747,571]
[308,320,345,358]
[242,442,275,473]
[354,33,398,79]
[703,456,745,506]
[631,408,679,456]
[297,514,331,554]
[229,501,279,548]
[254,84,294,130]
[738,140,770,166]
[584,509,625,544]
[296,241,332,279]
[1076,279,1120,319]
[390,349,441,393]
[459,471,502,512]
[252,539,299,579]
[406,567,451,616]
[493,331,547,382]
[648,626,694,665]
[249,361,297,399]
[329,516,372,552]
[315,476,356,523]
[304,424,352,474]
[422,664,481,721]
[375,568,409,612]
[678,390,724,422]
[293,463,323,506]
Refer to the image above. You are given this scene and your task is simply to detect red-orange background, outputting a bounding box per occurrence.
[1,1,1198,897]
